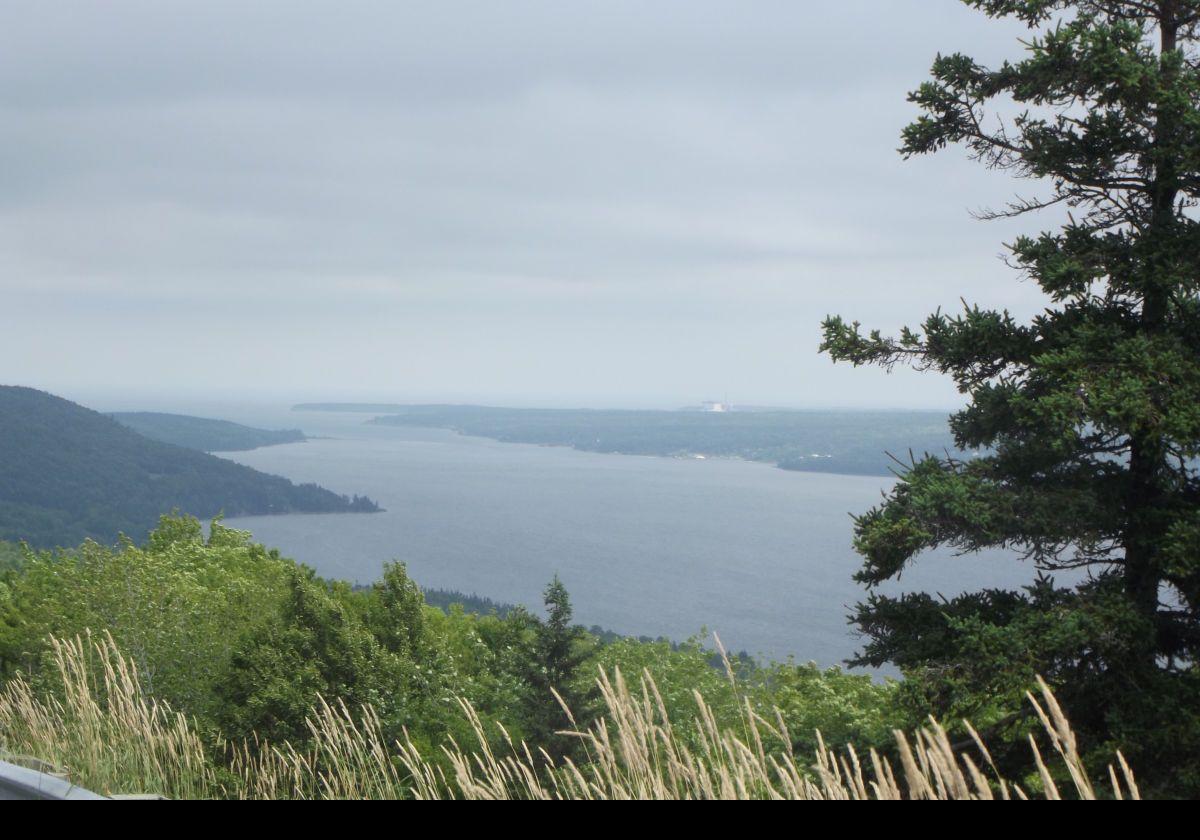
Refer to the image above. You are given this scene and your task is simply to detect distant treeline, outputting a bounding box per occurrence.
[330,404,967,476]
[110,412,307,452]
[416,586,672,644]
[421,587,519,618]
[0,387,379,548]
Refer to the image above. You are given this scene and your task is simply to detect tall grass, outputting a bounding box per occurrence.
[0,633,1140,799]
[226,699,409,799]
[387,669,1140,800]
[0,631,214,799]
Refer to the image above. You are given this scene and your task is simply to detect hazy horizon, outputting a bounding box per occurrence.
[34,385,965,416]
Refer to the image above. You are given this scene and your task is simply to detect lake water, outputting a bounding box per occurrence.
[197,405,1040,669]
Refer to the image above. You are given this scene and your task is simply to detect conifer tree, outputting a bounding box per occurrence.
[821,0,1200,793]
[521,576,597,760]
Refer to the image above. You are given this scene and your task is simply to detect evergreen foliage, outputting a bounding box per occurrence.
[820,0,1200,795]
[518,576,600,760]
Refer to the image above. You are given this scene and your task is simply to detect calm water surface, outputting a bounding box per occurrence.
[198,406,1037,668]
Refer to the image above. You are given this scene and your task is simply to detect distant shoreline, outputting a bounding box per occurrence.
[292,402,963,478]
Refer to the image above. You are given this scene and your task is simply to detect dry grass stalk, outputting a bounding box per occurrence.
[400,666,1140,801]
[0,632,1142,800]
[0,631,213,799]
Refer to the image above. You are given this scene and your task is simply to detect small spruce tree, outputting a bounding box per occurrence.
[521,576,597,761]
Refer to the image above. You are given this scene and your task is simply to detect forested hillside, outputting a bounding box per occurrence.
[0,387,378,547]
[109,412,306,452]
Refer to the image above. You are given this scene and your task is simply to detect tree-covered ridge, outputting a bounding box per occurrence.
[109,411,307,452]
[358,404,964,476]
[0,387,379,548]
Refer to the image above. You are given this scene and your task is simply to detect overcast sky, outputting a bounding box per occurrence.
[2,1,1059,409]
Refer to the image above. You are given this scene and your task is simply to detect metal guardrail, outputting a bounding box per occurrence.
[0,758,109,800]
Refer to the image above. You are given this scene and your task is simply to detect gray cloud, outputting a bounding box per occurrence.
[2,1,1052,408]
